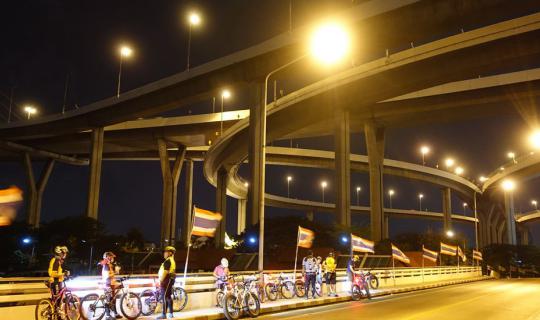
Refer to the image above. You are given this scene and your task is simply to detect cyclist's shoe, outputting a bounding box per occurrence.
[167,313,174,318]
[155,315,167,319]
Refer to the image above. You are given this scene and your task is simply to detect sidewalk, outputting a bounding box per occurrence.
[167,276,488,320]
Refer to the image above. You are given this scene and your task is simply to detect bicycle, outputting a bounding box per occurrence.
[364,270,379,289]
[264,272,295,301]
[223,276,260,320]
[351,271,371,300]
[139,277,188,316]
[244,274,265,303]
[294,274,322,299]
[80,276,142,320]
[35,276,80,320]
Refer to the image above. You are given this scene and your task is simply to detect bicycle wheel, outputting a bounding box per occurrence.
[80,293,105,320]
[119,292,142,320]
[265,283,278,301]
[281,281,296,299]
[64,294,81,320]
[223,293,241,320]
[351,285,362,301]
[257,285,266,303]
[363,283,372,299]
[315,282,322,297]
[245,292,260,317]
[173,287,188,312]
[139,289,158,316]
[369,274,379,290]
[217,290,225,307]
[295,280,306,298]
[35,299,53,320]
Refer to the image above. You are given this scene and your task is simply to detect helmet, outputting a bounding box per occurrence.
[164,246,176,253]
[221,258,229,268]
[103,252,116,259]
[329,252,334,257]
[317,256,322,261]
[353,255,359,261]
[54,246,69,255]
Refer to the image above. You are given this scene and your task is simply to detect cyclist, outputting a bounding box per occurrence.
[100,252,121,320]
[323,251,338,297]
[347,255,361,287]
[302,250,318,299]
[48,246,69,308]
[157,246,176,319]
[316,256,323,295]
[213,257,230,306]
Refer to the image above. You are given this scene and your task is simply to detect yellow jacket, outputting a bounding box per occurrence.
[48,257,64,283]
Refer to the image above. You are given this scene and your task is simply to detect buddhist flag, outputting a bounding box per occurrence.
[297,226,315,248]
[351,234,374,253]
[391,244,410,264]
[473,250,483,261]
[457,246,467,262]
[0,186,23,226]
[422,245,438,263]
[440,242,457,256]
[191,207,222,237]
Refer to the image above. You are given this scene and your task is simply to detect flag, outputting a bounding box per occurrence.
[440,242,457,256]
[422,245,438,263]
[351,234,374,253]
[297,226,315,248]
[473,250,483,261]
[391,244,410,264]
[0,186,23,226]
[458,246,467,262]
[191,207,222,237]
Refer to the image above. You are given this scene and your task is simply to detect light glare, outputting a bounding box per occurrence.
[189,12,201,25]
[120,46,132,58]
[310,23,349,64]
[501,179,515,191]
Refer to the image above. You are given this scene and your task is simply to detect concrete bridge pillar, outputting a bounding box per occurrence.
[517,224,529,245]
[384,214,389,239]
[503,192,517,245]
[87,127,104,220]
[157,139,186,246]
[237,199,247,235]
[334,108,351,227]
[441,188,452,233]
[215,168,228,248]
[365,121,385,241]
[23,154,55,228]
[496,219,506,244]
[490,214,501,244]
[183,160,194,247]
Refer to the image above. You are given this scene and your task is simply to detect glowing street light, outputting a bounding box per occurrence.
[529,130,540,149]
[117,45,133,98]
[310,23,349,65]
[420,146,430,166]
[507,152,516,164]
[287,176,293,198]
[356,186,361,206]
[446,230,455,238]
[418,193,424,211]
[531,200,537,210]
[321,181,328,203]
[388,189,395,209]
[244,182,249,188]
[445,158,455,169]
[479,176,488,182]
[463,202,468,214]
[501,179,515,192]
[220,89,231,135]
[23,105,37,120]
[186,11,201,71]
[454,166,464,176]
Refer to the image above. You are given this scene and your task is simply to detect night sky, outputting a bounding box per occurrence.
[1,1,539,245]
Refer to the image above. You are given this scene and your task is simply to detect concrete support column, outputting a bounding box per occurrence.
[215,169,228,248]
[23,154,55,228]
[519,226,529,245]
[384,215,389,239]
[334,108,351,227]
[441,188,452,233]
[490,214,500,244]
[157,139,186,246]
[364,121,385,241]
[503,192,517,245]
[237,199,247,235]
[87,127,104,220]
[306,211,314,222]
[183,160,194,247]
[496,219,506,244]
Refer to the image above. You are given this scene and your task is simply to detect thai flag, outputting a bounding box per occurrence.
[297,226,315,248]
[0,186,23,226]
[391,244,410,264]
[473,250,483,261]
[191,207,222,237]
[458,246,467,262]
[351,234,374,253]
[440,242,457,256]
[422,245,438,262]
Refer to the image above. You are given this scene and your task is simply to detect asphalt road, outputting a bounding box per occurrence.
[259,279,540,320]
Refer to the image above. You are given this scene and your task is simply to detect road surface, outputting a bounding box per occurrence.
[260,279,540,320]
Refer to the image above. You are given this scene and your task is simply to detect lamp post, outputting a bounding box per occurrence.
[532,200,538,210]
[186,12,201,71]
[418,193,424,211]
[287,176,292,198]
[321,181,327,203]
[388,189,395,209]
[420,146,430,166]
[220,89,231,135]
[507,152,516,164]
[356,186,361,206]
[501,179,517,245]
[23,105,37,120]
[463,202,468,214]
[117,45,132,98]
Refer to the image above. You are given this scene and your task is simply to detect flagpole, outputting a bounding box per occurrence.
[421,246,425,283]
[293,226,300,281]
[457,248,460,270]
[392,256,396,287]
[182,205,197,287]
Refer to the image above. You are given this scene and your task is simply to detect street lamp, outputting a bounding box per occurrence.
[507,152,516,164]
[531,200,537,210]
[445,158,455,169]
[220,89,231,135]
[186,12,201,71]
[463,202,468,214]
[529,130,540,149]
[446,230,454,238]
[23,105,37,120]
[287,176,292,198]
[454,166,464,176]
[310,23,349,64]
[418,193,424,211]
[479,176,488,182]
[388,189,395,209]
[321,181,328,203]
[244,182,249,188]
[420,146,430,166]
[501,179,517,245]
[356,186,361,206]
[117,45,133,98]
